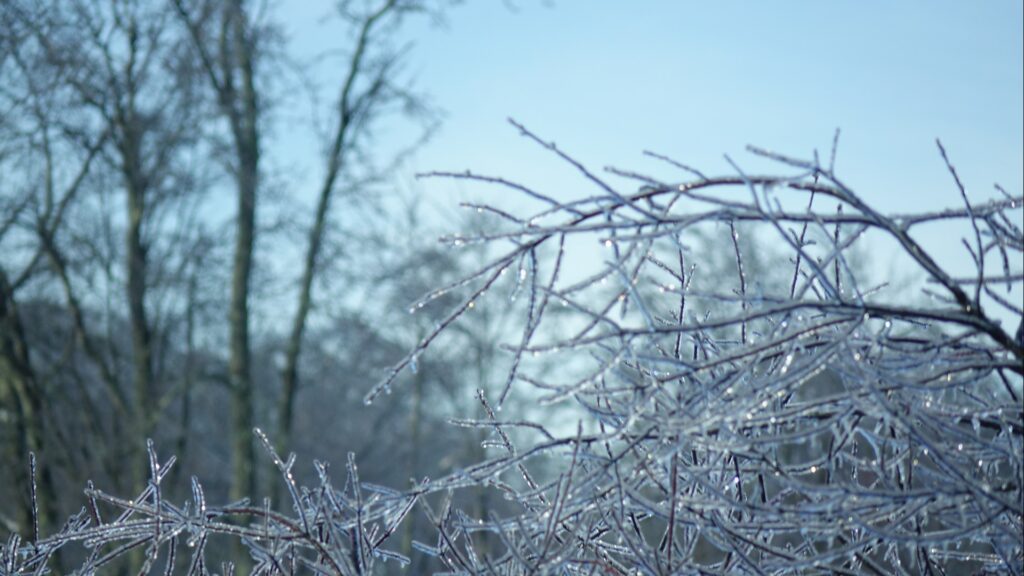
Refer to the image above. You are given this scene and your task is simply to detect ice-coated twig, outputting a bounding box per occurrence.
[7,131,1022,574]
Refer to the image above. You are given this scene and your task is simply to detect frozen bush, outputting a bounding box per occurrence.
[4,127,1022,574]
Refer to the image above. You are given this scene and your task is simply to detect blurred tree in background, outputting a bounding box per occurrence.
[0,0,487,571]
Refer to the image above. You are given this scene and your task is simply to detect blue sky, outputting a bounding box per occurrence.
[281,1,1022,293]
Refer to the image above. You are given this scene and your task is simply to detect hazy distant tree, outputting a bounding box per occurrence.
[0,4,213,570]
[171,0,442,524]
[275,0,439,487]
[171,3,265,526]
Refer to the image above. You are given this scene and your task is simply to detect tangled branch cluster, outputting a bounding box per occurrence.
[4,128,1022,574]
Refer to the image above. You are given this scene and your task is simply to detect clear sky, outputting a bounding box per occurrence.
[280,1,1023,294]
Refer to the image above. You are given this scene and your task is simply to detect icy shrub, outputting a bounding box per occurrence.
[4,130,1022,574]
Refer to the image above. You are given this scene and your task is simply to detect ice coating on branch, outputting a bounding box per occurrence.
[6,129,1022,574]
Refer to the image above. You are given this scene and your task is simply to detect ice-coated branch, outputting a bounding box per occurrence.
[5,130,1021,574]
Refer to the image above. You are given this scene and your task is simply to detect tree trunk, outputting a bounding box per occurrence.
[172,2,261,567]
[277,155,337,491]
[173,269,199,489]
[0,270,60,543]
[229,147,257,506]
[226,5,260,571]
[277,0,405,476]
[120,117,154,500]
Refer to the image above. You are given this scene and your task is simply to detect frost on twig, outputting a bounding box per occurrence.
[379,124,1022,573]
[6,128,1022,574]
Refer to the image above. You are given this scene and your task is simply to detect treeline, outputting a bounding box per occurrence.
[0,1,497,571]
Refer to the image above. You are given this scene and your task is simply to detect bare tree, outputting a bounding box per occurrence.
[278,0,437,475]
[23,0,204,494]
[0,8,212,571]
[170,0,437,531]
[172,0,264,516]
[0,10,83,538]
